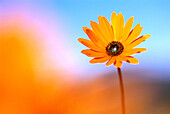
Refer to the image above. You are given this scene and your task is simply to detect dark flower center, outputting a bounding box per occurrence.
[106,41,124,56]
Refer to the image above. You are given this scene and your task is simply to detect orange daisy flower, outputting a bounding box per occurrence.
[78,12,151,68]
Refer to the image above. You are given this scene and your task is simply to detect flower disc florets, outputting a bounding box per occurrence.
[106,41,124,56]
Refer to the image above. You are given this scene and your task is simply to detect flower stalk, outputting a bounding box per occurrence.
[117,68,125,114]
[78,11,151,114]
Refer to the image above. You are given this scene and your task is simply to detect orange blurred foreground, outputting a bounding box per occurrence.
[0,18,71,114]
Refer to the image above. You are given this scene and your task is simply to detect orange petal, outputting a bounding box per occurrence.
[81,49,107,57]
[106,57,115,66]
[89,56,111,64]
[78,38,105,52]
[117,56,128,61]
[82,27,104,48]
[114,60,123,68]
[116,12,124,41]
[121,48,147,56]
[98,16,114,43]
[111,12,118,41]
[121,16,134,43]
[123,23,143,45]
[126,34,151,49]
[111,12,124,41]
[90,21,108,46]
[125,56,139,64]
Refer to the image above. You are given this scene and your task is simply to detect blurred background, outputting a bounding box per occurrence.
[0,0,170,114]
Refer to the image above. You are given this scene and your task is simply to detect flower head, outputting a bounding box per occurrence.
[78,12,150,68]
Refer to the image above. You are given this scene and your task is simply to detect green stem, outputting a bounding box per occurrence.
[117,68,125,114]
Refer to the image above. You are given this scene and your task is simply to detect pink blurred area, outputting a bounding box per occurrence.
[1,1,77,72]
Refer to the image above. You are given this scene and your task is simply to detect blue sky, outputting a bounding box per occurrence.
[1,0,170,78]
[56,0,170,73]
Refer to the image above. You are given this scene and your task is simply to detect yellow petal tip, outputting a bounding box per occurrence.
[89,60,94,64]
[98,15,102,18]
[105,64,112,67]
[111,11,117,15]
[143,34,151,39]
[77,38,82,42]
[118,12,123,15]
[82,27,86,32]
[137,23,141,26]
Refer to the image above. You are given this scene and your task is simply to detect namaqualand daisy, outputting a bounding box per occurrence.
[78,12,150,68]
[78,11,150,114]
